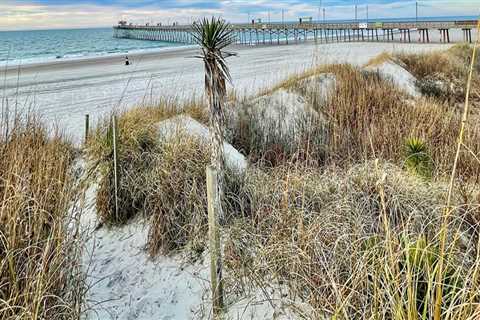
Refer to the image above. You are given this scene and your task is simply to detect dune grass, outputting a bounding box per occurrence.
[235,62,480,179]
[90,98,208,225]
[86,44,480,318]
[224,162,480,319]
[396,44,480,103]
[0,117,84,320]
[88,99,247,257]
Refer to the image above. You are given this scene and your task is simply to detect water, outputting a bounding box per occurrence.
[0,27,185,66]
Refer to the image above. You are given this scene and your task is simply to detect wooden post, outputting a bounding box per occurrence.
[84,114,90,144]
[206,166,224,317]
[112,115,120,222]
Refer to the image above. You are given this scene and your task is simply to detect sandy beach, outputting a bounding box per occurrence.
[1,29,475,142]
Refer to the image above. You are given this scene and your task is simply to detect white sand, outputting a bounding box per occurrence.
[80,182,296,320]
[1,29,474,143]
[365,60,421,97]
[80,184,209,320]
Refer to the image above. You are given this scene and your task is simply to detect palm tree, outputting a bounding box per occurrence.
[192,17,236,224]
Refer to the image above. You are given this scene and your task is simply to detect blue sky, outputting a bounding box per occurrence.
[1,0,478,31]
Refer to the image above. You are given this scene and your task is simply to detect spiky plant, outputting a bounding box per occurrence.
[405,137,433,178]
[192,17,236,223]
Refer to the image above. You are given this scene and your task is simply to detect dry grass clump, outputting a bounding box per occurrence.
[0,118,83,319]
[397,45,480,103]
[224,162,480,319]
[89,102,245,256]
[90,99,208,224]
[265,63,480,179]
[146,134,246,256]
[88,98,208,160]
[227,100,328,167]
[364,51,394,67]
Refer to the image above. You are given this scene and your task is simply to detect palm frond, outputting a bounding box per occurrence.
[191,17,236,52]
[191,17,237,85]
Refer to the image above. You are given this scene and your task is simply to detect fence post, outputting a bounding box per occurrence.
[84,114,90,144]
[112,115,120,221]
[206,166,224,317]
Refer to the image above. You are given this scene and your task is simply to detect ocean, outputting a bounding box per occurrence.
[0,15,477,66]
[0,27,186,66]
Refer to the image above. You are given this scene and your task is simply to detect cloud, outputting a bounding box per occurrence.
[0,0,477,31]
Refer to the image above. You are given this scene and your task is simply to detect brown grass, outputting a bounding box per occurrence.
[90,98,208,224]
[396,44,480,103]
[224,163,480,319]
[85,45,480,318]
[235,62,480,179]
[88,100,246,257]
[321,64,480,179]
[0,118,84,320]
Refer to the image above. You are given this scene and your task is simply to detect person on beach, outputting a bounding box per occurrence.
[125,56,130,66]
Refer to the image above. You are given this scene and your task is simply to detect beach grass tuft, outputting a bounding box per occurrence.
[0,116,84,320]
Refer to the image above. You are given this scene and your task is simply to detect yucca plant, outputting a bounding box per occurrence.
[400,236,462,319]
[192,17,236,223]
[405,138,433,178]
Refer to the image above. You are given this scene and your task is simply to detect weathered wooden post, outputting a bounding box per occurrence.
[206,165,224,317]
[84,114,90,144]
[112,115,120,221]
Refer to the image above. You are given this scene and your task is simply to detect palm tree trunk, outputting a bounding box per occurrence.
[206,59,226,224]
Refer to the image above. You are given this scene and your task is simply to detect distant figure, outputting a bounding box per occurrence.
[125,56,130,66]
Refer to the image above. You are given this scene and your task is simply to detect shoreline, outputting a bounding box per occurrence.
[0,30,476,143]
[1,45,198,74]
[1,29,475,75]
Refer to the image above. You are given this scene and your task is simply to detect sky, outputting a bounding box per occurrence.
[0,0,478,31]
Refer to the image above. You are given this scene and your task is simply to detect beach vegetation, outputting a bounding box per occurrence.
[84,43,480,318]
[404,137,433,178]
[0,116,84,320]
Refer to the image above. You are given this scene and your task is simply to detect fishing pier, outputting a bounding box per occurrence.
[113,20,477,45]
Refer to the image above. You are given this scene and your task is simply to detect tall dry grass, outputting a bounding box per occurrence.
[84,43,480,318]
[397,44,480,103]
[90,98,207,224]
[0,117,84,319]
[88,100,246,257]
[224,162,480,319]
[249,61,480,179]
[324,64,479,178]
